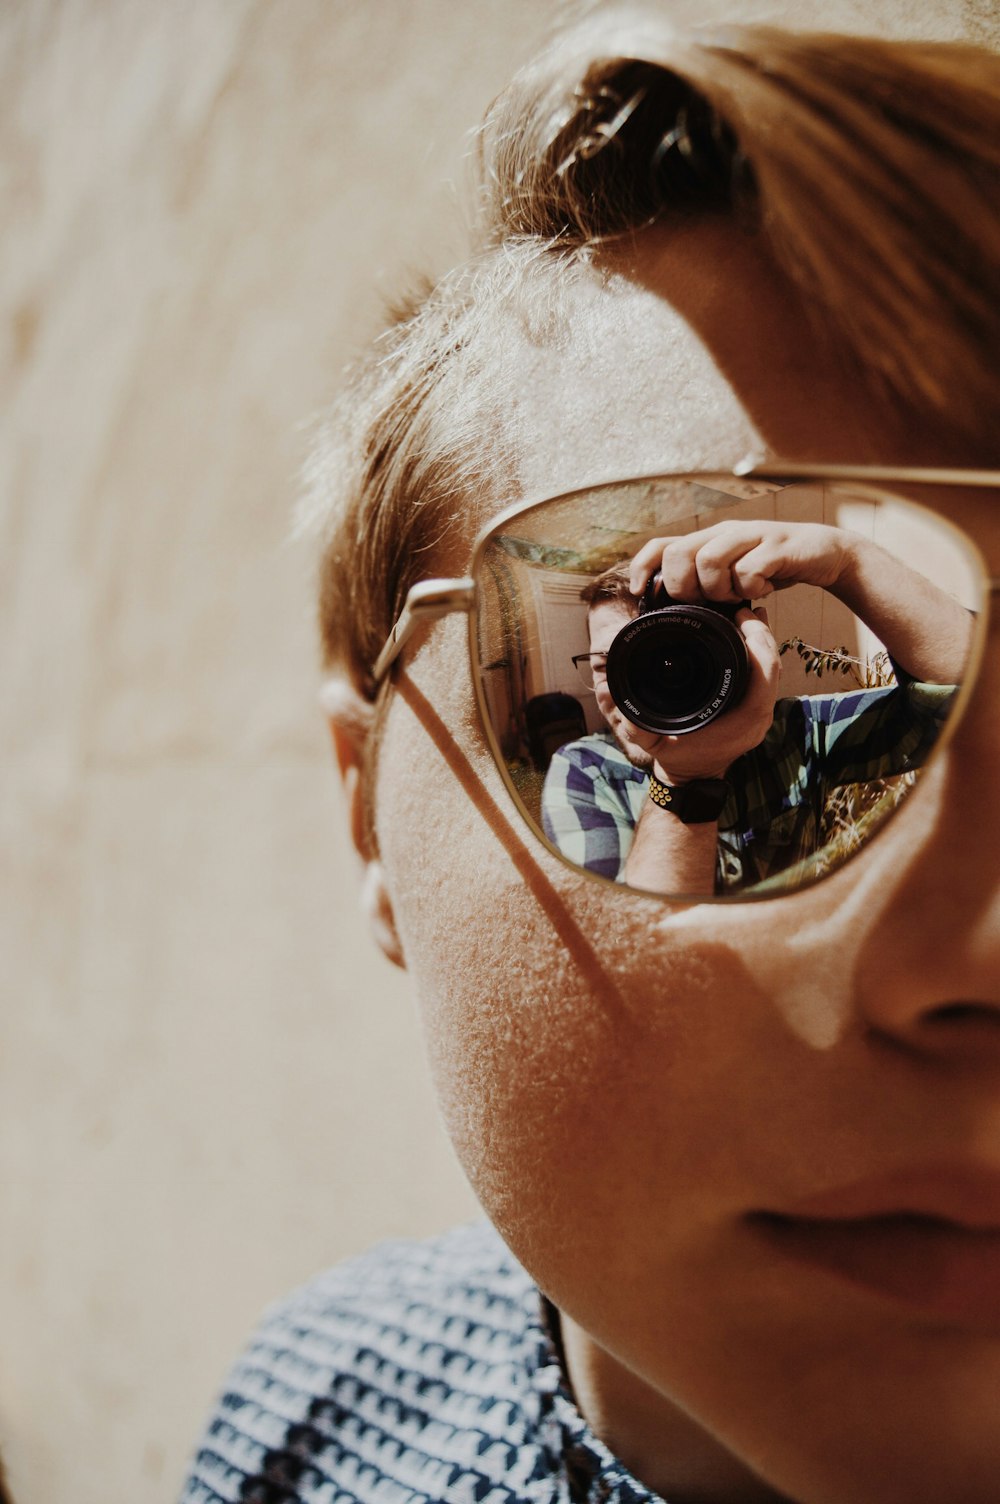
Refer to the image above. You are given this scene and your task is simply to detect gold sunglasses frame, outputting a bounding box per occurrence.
[372,461,1000,903]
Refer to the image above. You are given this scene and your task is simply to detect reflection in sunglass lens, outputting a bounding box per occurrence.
[473,476,987,901]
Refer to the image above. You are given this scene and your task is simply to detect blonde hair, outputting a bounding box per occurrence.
[306,16,1000,703]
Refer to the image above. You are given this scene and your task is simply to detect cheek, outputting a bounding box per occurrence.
[372,637,796,1288]
[593,680,613,716]
[376,664,620,1227]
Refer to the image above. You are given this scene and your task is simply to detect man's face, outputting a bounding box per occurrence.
[587,599,653,769]
[368,221,1000,1503]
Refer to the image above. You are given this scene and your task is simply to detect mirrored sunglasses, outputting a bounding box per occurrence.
[374,466,999,902]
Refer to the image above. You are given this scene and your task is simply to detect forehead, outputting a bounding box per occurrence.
[494,233,763,513]
[442,221,999,605]
[588,600,633,652]
[479,217,983,541]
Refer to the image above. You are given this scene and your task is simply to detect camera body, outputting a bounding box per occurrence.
[605,573,750,735]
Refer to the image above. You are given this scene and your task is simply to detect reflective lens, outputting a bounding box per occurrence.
[471,474,989,900]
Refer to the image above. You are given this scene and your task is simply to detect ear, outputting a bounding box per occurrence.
[320,678,406,970]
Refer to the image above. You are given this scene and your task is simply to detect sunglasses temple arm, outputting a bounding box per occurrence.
[372,577,475,683]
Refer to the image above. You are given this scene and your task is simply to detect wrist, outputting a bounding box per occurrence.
[648,772,731,824]
[828,529,863,600]
[653,763,730,785]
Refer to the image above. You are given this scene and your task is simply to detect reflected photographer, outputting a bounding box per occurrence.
[544,518,971,893]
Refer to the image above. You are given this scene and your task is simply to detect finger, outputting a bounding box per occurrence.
[735,607,781,689]
[688,533,764,602]
[630,528,730,599]
[656,539,703,602]
[631,524,770,600]
[735,604,777,650]
[691,524,803,602]
[728,540,783,599]
[628,537,671,595]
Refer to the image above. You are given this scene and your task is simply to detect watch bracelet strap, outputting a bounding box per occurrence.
[647,773,730,824]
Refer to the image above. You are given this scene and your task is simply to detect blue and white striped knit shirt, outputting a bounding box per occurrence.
[181,1223,662,1504]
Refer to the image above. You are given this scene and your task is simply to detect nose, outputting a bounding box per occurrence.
[849,613,1000,1059]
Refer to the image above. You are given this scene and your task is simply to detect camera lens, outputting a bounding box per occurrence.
[605,603,749,734]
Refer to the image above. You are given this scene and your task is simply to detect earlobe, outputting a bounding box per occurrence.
[360,860,406,970]
[321,677,406,969]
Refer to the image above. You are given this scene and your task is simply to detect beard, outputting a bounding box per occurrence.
[622,744,655,773]
[607,717,655,773]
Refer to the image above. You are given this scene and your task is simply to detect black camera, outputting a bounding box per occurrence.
[605,573,750,735]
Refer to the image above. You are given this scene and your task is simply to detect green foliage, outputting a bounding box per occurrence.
[778,637,895,689]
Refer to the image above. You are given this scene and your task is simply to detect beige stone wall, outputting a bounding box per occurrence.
[3,3,993,1502]
[2,6,543,1500]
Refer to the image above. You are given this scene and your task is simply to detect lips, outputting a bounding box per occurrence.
[748,1165,1000,1331]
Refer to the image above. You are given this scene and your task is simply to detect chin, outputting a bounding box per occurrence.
[612,724,655,771]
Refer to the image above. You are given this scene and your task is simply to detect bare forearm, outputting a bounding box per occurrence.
[834,536,973,682]
[623,803,718,895]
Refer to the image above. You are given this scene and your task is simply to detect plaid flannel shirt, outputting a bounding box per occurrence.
[541,681,953,892]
